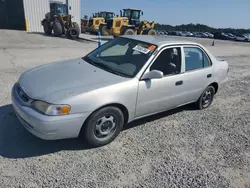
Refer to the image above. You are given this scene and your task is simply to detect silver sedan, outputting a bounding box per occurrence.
[11,35,229,147]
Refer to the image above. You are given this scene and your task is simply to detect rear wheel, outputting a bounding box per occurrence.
[80,106,124,147]
[196,86,215,109]
[43,21,52,35]
[53,21,62,37]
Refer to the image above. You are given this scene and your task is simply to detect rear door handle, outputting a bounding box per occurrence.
[175,80,183,86]
[207,74,212,78]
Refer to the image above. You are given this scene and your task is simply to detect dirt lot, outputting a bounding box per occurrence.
[0,30,250,188]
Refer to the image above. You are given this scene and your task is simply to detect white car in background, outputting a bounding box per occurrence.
[204,32,214,38]
[180,31,194,37]
[234,34,249,42]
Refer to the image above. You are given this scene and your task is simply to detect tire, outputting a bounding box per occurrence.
[244,39,248,42]
[146,29,157,35]
[123,28,135,35]
[43,21,52,35]
[67,23,80,39]
[81,27,86,33]
[99,24,109,36]
[73,22,80,37]
[53,21,62,37]
[81,106,124,147]
[196,86,215,110]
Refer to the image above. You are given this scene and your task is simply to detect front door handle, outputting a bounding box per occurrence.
[175,80,183,86]
[207,74,212,78]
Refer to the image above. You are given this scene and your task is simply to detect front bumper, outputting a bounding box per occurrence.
[11,84,90,140]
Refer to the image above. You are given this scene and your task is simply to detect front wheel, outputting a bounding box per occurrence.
[123,28,135,35]
[80,107,124,147]
[196,86,215,109]
[99,24,109,36]
[144,29,157,35]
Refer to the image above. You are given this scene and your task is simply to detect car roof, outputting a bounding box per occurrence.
[120,35,200,47]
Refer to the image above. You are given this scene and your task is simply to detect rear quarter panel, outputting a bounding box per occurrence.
[197,44,229,91]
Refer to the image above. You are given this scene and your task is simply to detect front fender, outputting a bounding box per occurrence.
[64,79,139,122]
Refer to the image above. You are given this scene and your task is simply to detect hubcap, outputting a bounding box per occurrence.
[95,115,116,138]
[202,89,212,107]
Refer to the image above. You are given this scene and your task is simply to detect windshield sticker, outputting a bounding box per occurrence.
[148,45,156,51]
[133,45,150,54]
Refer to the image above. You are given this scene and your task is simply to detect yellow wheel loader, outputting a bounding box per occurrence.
[41,2,80,39]
[99,8,156,37]
[83,11,115,35]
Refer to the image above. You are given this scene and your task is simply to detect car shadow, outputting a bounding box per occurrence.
[0,104,92,159]
[0,103,195,159]
[123,104,195,130]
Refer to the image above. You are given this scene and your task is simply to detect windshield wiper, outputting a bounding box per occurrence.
[84,56,131,78]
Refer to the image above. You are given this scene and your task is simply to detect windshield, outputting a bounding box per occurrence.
[123,10,131,18]
[131,10,140,19]
[50,4,67,15]
[106,13,114,19]
[84,37,157,78]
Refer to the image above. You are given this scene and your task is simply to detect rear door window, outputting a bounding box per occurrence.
[184,47,211,71]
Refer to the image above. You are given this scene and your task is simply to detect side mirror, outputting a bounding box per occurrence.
[141,70,163,80]
[141,11,144,16]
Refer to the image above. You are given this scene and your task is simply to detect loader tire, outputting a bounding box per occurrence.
[144,29,157,35]
[73,22,80,37]
[43,21,52,35]
[99,25,109,36]
[67,28,79,39]
[53,21,62,37]
[123,28,135,35]
[81,27,86,33]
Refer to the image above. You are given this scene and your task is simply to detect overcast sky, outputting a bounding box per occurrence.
[81,0,250,29]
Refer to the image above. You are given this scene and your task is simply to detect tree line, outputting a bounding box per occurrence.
[155,23,250,34]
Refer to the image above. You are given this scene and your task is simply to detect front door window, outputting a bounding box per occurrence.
[150,47,182,76]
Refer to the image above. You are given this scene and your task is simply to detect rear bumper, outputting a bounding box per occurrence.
[11,84,90,140]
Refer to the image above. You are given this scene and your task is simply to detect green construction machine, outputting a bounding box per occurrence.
[41,1,80,39]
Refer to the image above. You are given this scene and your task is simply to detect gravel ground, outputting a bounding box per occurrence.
[0,31,250,188]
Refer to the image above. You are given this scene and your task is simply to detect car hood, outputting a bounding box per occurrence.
[18,57,127,103]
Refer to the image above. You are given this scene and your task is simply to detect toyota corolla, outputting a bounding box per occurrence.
[11,35,229,147]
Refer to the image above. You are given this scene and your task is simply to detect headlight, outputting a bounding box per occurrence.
[32,100,71,116]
